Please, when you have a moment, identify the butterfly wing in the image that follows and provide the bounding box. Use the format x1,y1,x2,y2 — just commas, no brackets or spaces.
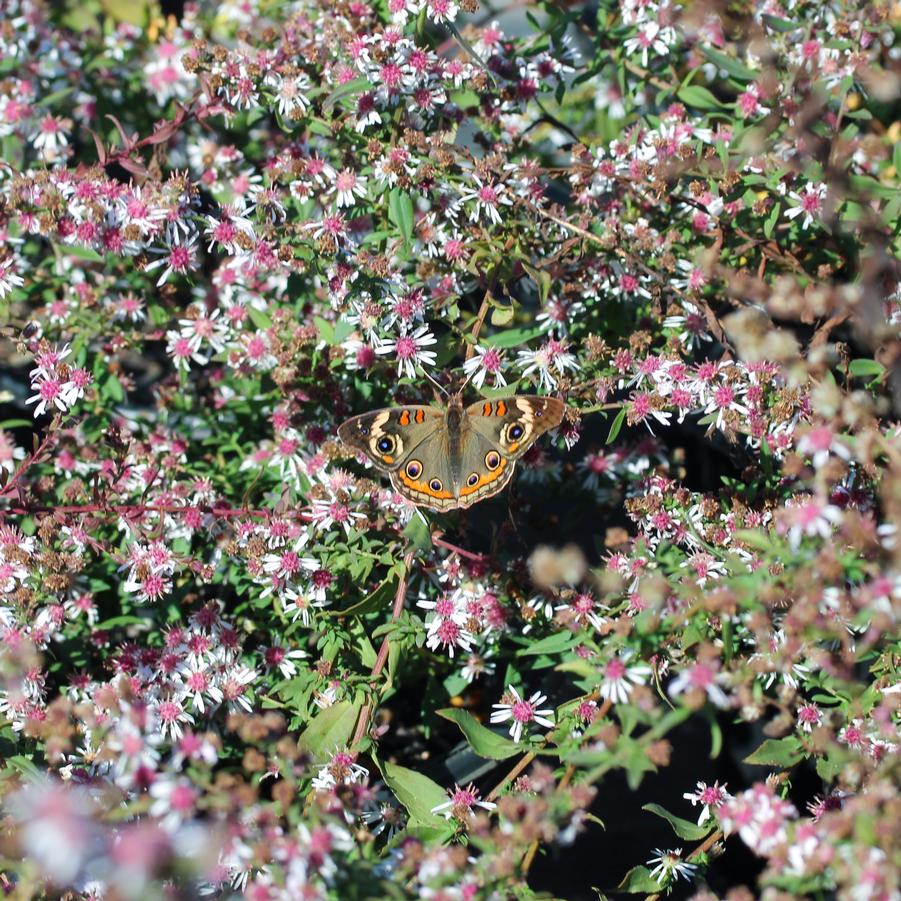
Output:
337,406,442,473
457,396,565,508
338,405,462,511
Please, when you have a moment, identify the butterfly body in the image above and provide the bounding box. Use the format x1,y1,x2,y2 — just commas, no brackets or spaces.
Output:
338,393,565,511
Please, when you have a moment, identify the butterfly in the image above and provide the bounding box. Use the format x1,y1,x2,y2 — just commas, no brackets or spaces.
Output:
337,393,565,511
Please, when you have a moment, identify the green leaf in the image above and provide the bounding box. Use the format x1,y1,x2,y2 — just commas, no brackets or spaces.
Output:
764,201,781,238
38,86,76,108
333,571,398,617
677,85,725,110
380,760,448,828
314,316,335,345
617,865,662,894
388,189,414,247
61,244,104,262
490,304,514,326
348,618,377,669
437,708,521,760
849,174,901,201
744,736,804,768
643,803,712,841
482,326,546,348
709,715,723,759
762,14,800,33
605,406,626,445
848,358,884,378
815,753,844,782
101,373,125,402
517,630,579,657
521,262,551,304
297,700,363,763
247,305,273,330
322,77,369,115
94,615,148,629
402,512,431,552
733,528,776,552
101,0,151,23
3,755,42,780
701,47,757,82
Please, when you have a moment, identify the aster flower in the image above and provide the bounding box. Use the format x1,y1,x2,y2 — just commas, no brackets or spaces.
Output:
460,176,513,226
431,783,496,822
683,780,732,825
490,685,555,742
376,325,438,378
145,237,199,286
784,182,827,230
328,168,368,208
646,848,697,885
599,653,652,704
462,345,507,389
265,71,312,118
0,256,25,297
668,661,731,709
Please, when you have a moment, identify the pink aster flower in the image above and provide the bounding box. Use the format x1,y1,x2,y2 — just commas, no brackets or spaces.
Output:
462,345,507,389
668,661,731,708
599,653,652,704
490,685,555,742
683,780,732,825
431,783,496,822
376,325,438,378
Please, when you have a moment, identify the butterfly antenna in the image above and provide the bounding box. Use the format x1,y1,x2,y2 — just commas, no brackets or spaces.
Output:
458,364,475,393
420,366,449,400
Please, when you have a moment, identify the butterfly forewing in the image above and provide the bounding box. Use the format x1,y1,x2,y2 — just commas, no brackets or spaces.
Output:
465,396,565,461
337,406,442,473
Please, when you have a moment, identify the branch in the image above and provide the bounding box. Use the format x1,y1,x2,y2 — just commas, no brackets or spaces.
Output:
351,549,415,749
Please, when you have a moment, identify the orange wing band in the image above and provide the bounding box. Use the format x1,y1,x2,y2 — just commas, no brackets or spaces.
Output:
459,457,508,497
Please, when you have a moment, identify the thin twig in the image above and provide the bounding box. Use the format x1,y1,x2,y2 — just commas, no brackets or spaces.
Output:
466,254,508,360
351,549,415,749
431,530,489,562
486,751,537,802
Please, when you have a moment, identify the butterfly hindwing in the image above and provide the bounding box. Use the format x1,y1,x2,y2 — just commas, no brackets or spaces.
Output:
389,440,458,511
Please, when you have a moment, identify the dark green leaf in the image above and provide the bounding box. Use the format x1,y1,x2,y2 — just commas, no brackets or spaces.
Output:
617,865,661,894
322,77,368,114
297,700,363,763
333,571,398,617
848,358,884,378
702,48,757,82
388,189,414,247
380,760,448,828
482,326,546,348
606,406,626,445
677,85,725,110
517,630,579,657
437,708,521,760
744,736,804,767
643,803,712,840
402,513,431,552
94,615,148,629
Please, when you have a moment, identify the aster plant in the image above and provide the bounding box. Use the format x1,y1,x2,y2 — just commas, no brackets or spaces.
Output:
0,0,899,899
